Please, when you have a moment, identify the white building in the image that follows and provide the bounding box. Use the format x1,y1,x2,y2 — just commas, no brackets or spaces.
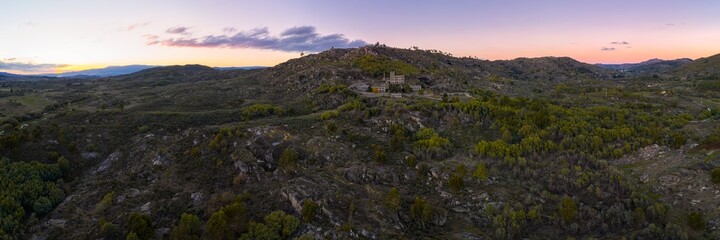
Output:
411,85,422,91
391,93,403,98
387,71,405,84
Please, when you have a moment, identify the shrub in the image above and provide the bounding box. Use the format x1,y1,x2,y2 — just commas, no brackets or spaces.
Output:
242,104,284,120
301,200,319,222
472,163,488,180
559,196,577,223
278,147,300,173
409,196,433,226
320,110,339,120
125,232,139,240
448,174,464,192
206,210,232,240
32,197,52,215
240,210,299,240
405,155,417,167
711,167,720,184
138,125,150,133
687,211,706,230
96,191,115,213
373,145,387,164
386,188,401,211
171,213,202,240
99,218,121,240
413,135,452,159
127,212,153,240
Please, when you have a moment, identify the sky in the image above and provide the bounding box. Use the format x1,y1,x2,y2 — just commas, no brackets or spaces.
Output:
1,0,720,74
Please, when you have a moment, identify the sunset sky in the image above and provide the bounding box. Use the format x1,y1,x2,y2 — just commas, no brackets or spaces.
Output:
1,0,719,74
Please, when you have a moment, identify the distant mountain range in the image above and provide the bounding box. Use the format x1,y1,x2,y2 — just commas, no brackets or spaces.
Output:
0,72,22,77
596,58,693,75
32,65,266,78
37,65,158,78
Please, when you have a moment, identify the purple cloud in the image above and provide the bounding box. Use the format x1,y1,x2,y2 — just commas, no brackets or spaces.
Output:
601,47,616,51
166,26,191,35
147,25,368,52
610,41,630,45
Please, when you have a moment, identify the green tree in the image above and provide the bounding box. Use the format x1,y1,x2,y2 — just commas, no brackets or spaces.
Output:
127,212,153,240
171,213,202,240
410,196,433,226
221,202,248,234
386,188,401,211
206,210,232,240
278,147,300,173
240,210,299,240
472,163,488,180
99,218,121,240
32,197,52,215
373,145,387,164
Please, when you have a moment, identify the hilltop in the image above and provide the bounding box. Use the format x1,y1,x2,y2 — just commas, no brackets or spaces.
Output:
250,45,614,99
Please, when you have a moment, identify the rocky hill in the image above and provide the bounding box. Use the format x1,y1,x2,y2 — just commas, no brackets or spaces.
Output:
249,45,614,99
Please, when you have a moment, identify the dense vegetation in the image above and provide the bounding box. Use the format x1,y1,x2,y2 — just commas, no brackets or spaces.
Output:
354,54,418,77
0,156,68,236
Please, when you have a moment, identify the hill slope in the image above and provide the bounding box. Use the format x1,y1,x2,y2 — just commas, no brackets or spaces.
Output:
674,53,720,79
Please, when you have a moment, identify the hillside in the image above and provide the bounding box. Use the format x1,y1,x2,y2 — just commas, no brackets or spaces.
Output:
674,53,720,79
1,46,719,240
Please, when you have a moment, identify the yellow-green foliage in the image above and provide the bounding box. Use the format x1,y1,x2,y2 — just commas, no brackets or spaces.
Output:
241,104,284,120
385,188,401,211
412,128,452,159
472,163,488,180
320,110,339,120
354,54,418,77
409,196,433,225
96,191,115,213
316,84,351,95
